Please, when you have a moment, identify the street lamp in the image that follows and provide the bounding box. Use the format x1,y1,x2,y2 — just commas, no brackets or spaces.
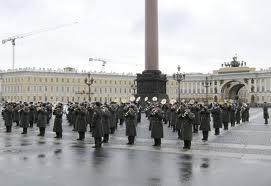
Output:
202,76,212,103
131,81,137,96
173,65,185,102
84,73,94,102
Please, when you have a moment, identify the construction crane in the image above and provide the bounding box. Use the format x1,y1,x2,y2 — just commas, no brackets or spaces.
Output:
2,21,78,70
89,57,107,71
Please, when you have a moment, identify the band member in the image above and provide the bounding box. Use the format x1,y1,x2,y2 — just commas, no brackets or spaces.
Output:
221,103,230,130
181,106,195,150
229,103,236,127
191,101,200,133
176,104,185,139
124,104,137,145
29,102,35,128
20,104,30,134
91,102,104,149
263,102,269,124
3,103,13,133
109,102,118,134
13,104,21,127
235,104,241,124
117,103,125,125
74,104,87,141
170,103,177,132
150,102,164,147
101,105,110,143
53,104,63,139
211,103,222,135
199,105,211,142
37,104,48,136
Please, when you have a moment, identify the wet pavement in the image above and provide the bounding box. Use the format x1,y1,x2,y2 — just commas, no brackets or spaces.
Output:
0,108,271,186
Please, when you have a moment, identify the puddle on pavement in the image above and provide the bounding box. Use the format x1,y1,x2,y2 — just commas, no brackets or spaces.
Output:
38,141,46,145
21,143,32,146
200,158,210,169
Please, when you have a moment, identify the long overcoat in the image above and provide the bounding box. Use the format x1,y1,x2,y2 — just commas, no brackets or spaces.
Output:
101,108,110,135
211,108,222,128
20,108,30,128
4,106,13,127
53,108,63,133
125,108,137,137
75,108,87,132
92,107,104,138
37,108,47,128
221,106,230,123
181,111,195,141
263,105,269,119
150,108,164,139
199,109,211,131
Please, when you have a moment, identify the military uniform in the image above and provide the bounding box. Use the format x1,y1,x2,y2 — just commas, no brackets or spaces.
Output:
20,106,30,134
124,105,137,145
181,109,195,149
75,106,87,141
199,107,211,141
150,106,164,147
211,105,222,135
53,107,63,138
92,103,104,148
37,106,48,136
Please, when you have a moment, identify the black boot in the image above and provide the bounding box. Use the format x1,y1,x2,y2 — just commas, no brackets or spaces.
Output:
152,139,158,146
21,128,27,134
215,128,220,135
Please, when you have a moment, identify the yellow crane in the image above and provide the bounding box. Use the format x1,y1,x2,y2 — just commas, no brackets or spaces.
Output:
2,22,78,70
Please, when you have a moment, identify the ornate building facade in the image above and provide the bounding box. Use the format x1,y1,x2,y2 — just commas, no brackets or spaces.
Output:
0,57,271,104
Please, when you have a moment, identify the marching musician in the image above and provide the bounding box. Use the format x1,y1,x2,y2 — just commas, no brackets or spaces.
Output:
221,103,230,130
191,100,200,133
13,103,21,127
235,103,241,124
176,103,185,140
53,103,63,139
124,103,137,145
211,103,222,135
29,102,35,128
181,105,195,150
74,103,87,141
19,103,30,134
37,103,48,137
91,102,104,149
199,104,211,142
3,103,14,133
109,101,118,134
229,103,236,127
101,105,110,143
150,97,164,147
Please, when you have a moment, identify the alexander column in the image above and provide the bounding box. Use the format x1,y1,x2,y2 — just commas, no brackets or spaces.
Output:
136,0,167,101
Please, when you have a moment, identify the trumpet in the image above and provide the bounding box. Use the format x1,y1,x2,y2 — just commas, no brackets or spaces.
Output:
124,108,134,117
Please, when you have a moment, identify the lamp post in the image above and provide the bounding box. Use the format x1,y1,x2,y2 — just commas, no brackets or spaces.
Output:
202,76,212,103
131,81,137,96
84,73,94,102
173,65,185,102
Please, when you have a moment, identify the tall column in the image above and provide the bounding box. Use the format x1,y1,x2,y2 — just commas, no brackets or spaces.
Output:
136,0,167,101
145,0,159,71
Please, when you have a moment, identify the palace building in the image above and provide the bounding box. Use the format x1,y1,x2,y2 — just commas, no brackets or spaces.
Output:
0,56,271,104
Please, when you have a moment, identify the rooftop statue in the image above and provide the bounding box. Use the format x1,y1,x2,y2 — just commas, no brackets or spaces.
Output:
231,56,240,67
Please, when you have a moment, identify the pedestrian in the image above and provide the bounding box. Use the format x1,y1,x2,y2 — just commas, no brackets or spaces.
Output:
263,102,269,124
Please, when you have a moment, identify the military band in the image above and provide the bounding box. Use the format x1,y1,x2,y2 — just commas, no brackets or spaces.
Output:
1,96,264,151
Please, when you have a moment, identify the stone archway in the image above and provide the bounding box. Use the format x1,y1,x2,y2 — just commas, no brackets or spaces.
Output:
221,80,248,102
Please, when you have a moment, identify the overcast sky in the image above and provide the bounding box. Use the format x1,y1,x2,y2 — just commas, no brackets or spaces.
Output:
0,0,271,75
